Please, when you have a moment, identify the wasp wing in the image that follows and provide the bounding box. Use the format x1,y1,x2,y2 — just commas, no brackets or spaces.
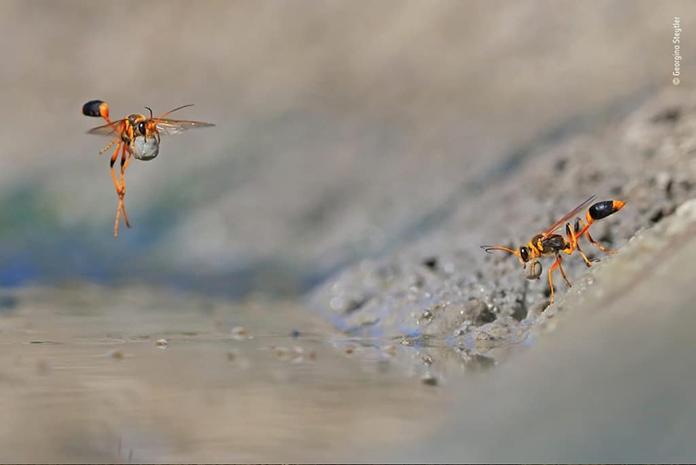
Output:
87,118,214,137
86,120,126,137
542,194,597,238
155,119,215,136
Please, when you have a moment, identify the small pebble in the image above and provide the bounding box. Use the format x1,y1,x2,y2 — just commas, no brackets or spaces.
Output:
155,338,168,349
291,346,305,363
655,171,673,195
422,257,438,271
651,106,681,123
226,350,238,362
381,344,397,358
109,349,124,360
274,347,290,360
230,326,250,340
421,373,439,386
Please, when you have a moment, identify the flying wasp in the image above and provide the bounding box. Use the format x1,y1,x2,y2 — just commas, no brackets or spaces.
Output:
82,100,214,237
481,195,626,305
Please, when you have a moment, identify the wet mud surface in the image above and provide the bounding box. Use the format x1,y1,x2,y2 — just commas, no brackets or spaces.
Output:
0,287,457,462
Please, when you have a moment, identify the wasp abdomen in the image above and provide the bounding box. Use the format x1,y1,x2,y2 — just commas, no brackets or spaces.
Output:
589,200,625,220
82,100,108,118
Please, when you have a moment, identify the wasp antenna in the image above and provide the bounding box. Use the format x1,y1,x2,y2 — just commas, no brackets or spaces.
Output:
481,245,519,256
145,106,154,120
153,104,196,123
164,104,194,115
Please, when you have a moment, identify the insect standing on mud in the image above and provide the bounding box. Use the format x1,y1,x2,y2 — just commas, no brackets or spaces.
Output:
82,100,214,237
481,195,626,305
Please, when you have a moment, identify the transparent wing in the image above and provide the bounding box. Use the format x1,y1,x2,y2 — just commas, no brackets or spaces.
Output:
155,119,215,136
542,194,597,237
86,120,126,137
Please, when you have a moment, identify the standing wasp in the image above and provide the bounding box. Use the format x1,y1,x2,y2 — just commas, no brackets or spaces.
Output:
481,195,626,305
82,100,214,237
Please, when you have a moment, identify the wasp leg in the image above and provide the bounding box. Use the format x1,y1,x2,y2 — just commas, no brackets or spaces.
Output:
113,143,131,237
576,244,595,266
98,121,126,155
576,218,616,254
100,135,119,155
120,143,131,230
548,256,560,305
563,223,578,253
110,141,123,237
585,230,615,254
547,254,571,306
120,144,132,187
563,223,592,267
109,139,123,197
557,256,572,288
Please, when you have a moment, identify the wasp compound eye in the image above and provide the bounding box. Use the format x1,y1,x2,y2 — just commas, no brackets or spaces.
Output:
137,121,147,136
82,100,105,117
519,246,529,262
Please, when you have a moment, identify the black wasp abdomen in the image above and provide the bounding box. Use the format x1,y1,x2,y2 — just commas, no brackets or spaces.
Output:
589,201,621,220
82,100,105,117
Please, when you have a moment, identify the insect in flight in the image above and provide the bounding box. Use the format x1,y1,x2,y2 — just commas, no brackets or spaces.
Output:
481,195,626,305
82,100,214,237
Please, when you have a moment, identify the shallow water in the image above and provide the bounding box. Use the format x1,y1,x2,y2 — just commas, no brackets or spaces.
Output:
0,285,461,462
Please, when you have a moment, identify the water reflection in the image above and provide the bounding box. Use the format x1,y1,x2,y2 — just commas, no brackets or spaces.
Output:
0,286,458,462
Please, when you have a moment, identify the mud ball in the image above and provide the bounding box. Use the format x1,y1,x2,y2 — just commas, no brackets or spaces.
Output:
524,260,542,280
132,136,160,160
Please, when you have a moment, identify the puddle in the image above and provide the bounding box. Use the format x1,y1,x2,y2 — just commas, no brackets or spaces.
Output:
0,285,462,462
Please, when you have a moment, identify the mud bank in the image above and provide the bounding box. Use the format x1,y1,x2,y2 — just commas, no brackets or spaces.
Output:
376,185,696,463
309,89,696,364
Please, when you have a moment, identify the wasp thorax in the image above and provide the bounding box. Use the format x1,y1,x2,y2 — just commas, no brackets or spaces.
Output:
131,136,159,161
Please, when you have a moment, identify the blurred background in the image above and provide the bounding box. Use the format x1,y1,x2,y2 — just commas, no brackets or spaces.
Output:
1,0,692,297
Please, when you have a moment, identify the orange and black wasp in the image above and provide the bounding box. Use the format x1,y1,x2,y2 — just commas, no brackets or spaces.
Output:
481,195,626,305
82,100,214,237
